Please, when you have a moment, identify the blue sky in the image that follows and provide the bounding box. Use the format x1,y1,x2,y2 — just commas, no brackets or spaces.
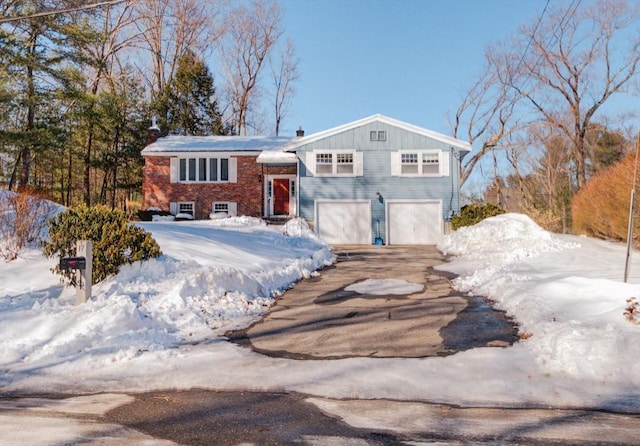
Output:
279,0,547,136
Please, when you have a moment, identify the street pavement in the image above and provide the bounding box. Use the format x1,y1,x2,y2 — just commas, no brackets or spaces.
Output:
1,245,639,445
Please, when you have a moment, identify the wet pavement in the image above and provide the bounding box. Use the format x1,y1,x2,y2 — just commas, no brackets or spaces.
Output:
5,390,640,445
228,245,519,359
104,389,401,445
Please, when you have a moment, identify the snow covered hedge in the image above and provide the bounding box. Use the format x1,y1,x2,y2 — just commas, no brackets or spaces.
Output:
43,205,162,285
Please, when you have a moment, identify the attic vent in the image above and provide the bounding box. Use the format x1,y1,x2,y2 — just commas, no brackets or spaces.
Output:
370,130,386,141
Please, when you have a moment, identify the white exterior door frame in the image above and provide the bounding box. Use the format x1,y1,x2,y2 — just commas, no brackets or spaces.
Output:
264,174,296,217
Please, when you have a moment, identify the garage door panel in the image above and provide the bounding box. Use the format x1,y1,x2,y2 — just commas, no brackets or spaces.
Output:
388,201,442,245
317,201,370,244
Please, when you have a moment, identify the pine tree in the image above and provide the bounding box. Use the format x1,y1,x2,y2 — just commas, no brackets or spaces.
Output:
166,50,228,136
0,0,99,193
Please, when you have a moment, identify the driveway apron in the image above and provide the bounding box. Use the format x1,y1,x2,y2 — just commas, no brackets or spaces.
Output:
228,245,517,359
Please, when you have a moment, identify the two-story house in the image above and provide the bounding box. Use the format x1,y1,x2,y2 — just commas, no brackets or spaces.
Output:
141,114,471,244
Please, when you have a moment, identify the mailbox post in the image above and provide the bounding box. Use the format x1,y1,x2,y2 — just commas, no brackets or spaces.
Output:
76,240,92,304
60,240,92,305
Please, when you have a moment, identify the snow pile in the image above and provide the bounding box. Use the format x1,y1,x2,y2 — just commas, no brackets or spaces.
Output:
438,213,579,293
438,213,640,389
0,218,333,377
346,278,423,295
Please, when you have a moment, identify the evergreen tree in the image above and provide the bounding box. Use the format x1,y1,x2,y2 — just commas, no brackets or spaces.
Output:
586,124,628,176
0,0,99,193
166,50,228,136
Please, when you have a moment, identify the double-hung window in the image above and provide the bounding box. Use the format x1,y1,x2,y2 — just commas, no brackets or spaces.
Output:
316,153,333,175
393,151,445,176
336,153,353,174
422,152,440,174
401,153,419,174
309,150,362,177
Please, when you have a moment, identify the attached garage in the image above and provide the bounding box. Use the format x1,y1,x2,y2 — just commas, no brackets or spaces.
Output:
315,200,371,244
387,200,443,245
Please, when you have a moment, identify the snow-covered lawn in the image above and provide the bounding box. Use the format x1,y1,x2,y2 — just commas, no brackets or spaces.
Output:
1,212,639,413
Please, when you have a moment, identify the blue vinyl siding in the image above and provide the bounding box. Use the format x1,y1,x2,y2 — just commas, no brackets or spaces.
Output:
295,121,465,242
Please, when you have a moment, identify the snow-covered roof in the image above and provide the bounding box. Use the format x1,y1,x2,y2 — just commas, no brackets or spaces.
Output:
256,150,298,164
284,114,473,153
142,135,296,155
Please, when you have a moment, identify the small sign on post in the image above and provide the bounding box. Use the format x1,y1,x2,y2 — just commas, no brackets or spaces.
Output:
75,240,92,304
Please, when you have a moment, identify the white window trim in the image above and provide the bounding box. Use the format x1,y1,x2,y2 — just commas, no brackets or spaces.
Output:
212,201,237,216
170,201,195,216
308,150,363,177
391,150,449,177
171,156,237,183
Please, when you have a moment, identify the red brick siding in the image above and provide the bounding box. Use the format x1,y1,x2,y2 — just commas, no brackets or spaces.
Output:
142,155,272,219
262,165,297,176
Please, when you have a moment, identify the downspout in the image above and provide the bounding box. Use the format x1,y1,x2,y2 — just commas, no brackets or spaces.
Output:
448,147,455,220
295,154,300,218
262,163,266,218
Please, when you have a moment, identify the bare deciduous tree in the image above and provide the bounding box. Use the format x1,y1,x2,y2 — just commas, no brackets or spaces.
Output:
271,38,299,136
220,0,283,136
504,0,640,190
449,56,520,186
455,0,640,188
134,0,224,114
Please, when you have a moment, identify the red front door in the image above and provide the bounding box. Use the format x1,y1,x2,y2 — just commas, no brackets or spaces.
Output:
273,179,290,215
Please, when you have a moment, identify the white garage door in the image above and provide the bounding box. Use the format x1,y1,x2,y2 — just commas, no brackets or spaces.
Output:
388,201,442,245
316,200,371,244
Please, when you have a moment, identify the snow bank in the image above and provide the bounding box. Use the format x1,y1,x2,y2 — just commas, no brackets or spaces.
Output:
438,213,640,400
0,217,333,382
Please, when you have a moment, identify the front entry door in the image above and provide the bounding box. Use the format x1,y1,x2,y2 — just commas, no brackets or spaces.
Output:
273,178,290,215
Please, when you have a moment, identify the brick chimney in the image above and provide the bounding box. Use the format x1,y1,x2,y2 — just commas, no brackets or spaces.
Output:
146,116,161,145
296,126,305,137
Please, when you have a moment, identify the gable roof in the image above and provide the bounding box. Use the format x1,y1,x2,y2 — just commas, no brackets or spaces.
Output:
142,135,295,155
283,114,472,152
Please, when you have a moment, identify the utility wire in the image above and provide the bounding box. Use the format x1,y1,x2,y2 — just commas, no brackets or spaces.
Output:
0,0,126,23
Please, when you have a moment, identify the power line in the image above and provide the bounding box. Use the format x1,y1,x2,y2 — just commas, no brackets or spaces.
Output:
0,0,127,24
512,0,551,77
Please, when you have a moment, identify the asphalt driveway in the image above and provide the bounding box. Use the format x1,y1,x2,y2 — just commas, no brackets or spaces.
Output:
228,245,518,359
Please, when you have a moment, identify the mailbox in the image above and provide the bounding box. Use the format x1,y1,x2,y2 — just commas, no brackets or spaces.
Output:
60,256,86,271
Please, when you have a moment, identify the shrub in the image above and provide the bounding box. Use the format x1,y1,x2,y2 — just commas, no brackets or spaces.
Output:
0,191,60,261
451,203,506,230
572,152,637,241
43,205,162,285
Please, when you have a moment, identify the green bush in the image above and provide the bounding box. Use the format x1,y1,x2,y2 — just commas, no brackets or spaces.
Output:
451,203,506,230
43,205,162,285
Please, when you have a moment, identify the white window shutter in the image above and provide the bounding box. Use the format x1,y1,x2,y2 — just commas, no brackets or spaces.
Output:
228,202,238,216
355,151,364,176
169,158,178,183
390,152,401,176
305,151,315,176
228,158,237,183
440,151,450,177
169,202,178,215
